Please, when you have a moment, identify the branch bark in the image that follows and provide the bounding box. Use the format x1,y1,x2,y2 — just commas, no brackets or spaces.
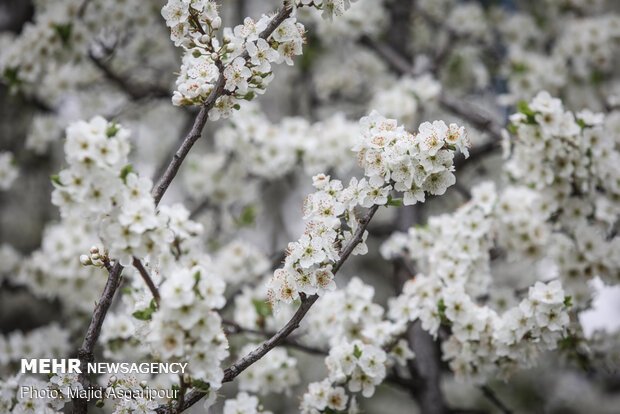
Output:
132,257,160,304
72,263,123,414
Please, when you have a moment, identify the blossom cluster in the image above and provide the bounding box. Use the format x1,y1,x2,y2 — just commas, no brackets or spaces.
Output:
145,264,228,386
50,116,173,266
267,112,467,310
162,0,305,119
0,324,70,368
17,218,105,311
369,74,442,126
304,277,406,350
0,0,163,105
300,340,387,413
506,91,620,299
213,103,359,179
0,374,64,414
214,239,270,284
224,392,272,414
354,110,469,205
383,182,571,382
233,280,297,333
238,345,300,395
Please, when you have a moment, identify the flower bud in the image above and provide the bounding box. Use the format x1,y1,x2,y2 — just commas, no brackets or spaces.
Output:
80,255,91,266
91,253,100,261
108,375,117,385
140,380,148,388
210,52,219,61
90,246,99,254
211,17,221,30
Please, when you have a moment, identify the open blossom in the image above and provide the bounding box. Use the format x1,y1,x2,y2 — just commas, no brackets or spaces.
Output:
224,57,252,93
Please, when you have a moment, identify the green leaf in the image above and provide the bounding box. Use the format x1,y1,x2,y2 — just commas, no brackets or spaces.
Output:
353,344,362,359
50,174,63,186
564,296,572,307
507,123,518,135
576,119,587,129
119,165,133,183
54,23,73,46
252,299,272,319
192,379,211,393
132,300,157,320
241,91,255,101
106,122,120,137
2,67,21,88
235,204,257,227
386,194,403,207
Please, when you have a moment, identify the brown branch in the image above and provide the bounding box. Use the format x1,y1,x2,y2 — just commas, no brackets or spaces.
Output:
132,257,160,304
156,203,380,414
223,319,328,356
72,263,123,414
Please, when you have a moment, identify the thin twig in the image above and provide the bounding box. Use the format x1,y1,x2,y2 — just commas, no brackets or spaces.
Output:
223,319,328,355
479,385,513,414
132,257,160,304
89,51,170,101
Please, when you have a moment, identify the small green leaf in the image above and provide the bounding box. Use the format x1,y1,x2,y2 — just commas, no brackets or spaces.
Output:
252,299,273,319
235,204,257,227
241,91,255,101
564,296,572,307
507,123,518,135
50,174,63,186
54,23,73,45
386,194,402,207
106,122,120,137
353,344,362,359
576,119,587,129
192,379,211,393
2,67,21,88
119,165,133,183
132,306,155,321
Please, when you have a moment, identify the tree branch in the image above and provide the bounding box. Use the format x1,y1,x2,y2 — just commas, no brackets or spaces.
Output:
156,204,380,414
72,263,123,414
132,257,160,304
223,319,328,355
